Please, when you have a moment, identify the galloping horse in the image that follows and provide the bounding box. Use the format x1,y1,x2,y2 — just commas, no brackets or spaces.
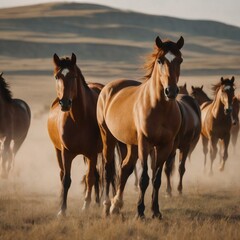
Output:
191,77,235,174
47,53,105,216
230,96,239,152
0,72,31,178
97,36,184,219
191,85,239,154
164,93,201,196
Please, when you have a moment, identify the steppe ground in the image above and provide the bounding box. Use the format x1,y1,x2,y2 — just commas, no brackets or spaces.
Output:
0,73,239,240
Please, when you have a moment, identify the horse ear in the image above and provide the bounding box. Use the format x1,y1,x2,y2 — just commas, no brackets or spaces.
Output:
184,83,187,88
176,36,184,50
231,76,235,83
191,86,195,91
0,72,3,77
53,53,60,66
201,85,203,90
71,53,77,65
155,36,163,49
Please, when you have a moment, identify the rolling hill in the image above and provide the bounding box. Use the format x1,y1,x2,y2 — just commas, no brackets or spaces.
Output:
0,2,239,79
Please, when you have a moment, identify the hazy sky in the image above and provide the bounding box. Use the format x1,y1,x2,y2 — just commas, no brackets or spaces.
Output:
1,0,240,27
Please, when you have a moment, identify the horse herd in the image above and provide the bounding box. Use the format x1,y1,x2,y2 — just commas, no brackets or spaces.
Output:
0,36,239,220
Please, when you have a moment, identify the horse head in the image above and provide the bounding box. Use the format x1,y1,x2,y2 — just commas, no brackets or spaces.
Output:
218,77,235,115
53,53,78,112
155,36,184,100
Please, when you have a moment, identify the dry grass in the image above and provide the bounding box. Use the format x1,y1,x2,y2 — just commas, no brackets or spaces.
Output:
0,182,240,240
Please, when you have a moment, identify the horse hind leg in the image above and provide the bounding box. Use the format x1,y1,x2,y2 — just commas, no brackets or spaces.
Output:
164,152,176,197
177,149,188,195
82,154,98,211
110,145,138,215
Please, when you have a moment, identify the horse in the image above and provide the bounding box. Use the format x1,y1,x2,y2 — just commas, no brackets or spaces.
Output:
47,53,107,217
97,36,184,219
0,72,31,178
191,77,235,175
230,96,239,152
164,93,201,196
191,85,239,154
178,83,189,94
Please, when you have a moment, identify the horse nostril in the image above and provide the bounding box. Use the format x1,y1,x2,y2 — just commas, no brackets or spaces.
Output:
68,99,72,106
165,88,170,96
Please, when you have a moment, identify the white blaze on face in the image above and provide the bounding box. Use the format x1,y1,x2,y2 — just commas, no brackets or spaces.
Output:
62,68,69,77
165,52,176,62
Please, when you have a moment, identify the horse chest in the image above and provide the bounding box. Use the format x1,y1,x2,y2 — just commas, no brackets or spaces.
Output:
143,113,180,144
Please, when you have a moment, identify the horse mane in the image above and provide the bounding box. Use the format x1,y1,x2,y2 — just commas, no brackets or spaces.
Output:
0,74,12,102
143,40,182,81
143,45,163,81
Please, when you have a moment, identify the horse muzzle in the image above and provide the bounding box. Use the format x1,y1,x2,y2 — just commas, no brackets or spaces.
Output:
59,99,72,112
224,106,232,115
164,86,179,100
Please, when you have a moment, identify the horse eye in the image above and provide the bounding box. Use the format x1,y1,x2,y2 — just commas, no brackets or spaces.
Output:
55,75,58,80
157,58,164,65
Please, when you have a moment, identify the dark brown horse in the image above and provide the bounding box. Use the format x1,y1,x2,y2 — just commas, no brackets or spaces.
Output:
191,77,235,174
97,36,184,219
230,96,239,152
0,72,31,178
178,83,189,94
164,93,201,196
47,53,105,217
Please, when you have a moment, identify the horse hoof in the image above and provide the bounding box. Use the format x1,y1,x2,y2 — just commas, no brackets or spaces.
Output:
102,200,111,217
110,204,120,215
219,166,224,172
82,201,90,211
57,210,66,218
152,212,162,220
165,192,172,198
135,213,146,221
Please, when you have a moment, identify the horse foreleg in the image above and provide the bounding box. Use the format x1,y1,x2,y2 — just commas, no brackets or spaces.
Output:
201,135,208,172
219,134,230,171
110,145,138,215
209,138,218,176
58,149,74,217
136,136,150,219
164,152,176,197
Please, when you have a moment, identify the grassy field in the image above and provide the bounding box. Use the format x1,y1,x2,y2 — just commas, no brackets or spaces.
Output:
0,181,240,240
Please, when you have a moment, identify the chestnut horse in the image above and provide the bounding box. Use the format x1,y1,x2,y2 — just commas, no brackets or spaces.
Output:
0,73,31,178
97,36,184,219
191,85,239,153
191,77,235,174
48,53,105,217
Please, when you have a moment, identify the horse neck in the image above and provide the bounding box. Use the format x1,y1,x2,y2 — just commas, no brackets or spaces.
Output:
211,89,225,118
145,61,171,108
71,68,90,118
